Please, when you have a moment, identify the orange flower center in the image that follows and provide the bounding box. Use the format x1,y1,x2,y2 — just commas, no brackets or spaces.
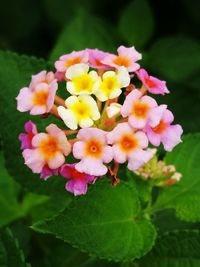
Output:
85,139,103,158
119,134,138,153
152,120,167,134
113,56,130,67
33,90,48,106
132,102,149,118
65,57,81,67
145,78,157,88
39,136,59,159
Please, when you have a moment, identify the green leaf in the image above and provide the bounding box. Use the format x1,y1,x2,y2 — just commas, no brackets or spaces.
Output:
0,50,72,202
32,180,156,261
140,230,200,267
119,0,154,48
50,9,117,61
0,153,22,226
152,134,200,222
0,228,29,267
147,36,200,82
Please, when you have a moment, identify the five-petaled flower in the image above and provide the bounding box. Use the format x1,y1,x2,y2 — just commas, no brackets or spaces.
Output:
22,124,71,173
60,163,97,196
137,68,169,95
107,123,154,171
121,89,158,129
58,95,100,130
66,63,100,95
145,105,183,151
94,67,130,101
102,45,142,72
16,71,58,115
73,128,113,176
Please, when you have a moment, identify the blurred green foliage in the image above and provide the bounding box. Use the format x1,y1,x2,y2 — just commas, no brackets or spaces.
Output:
0,0,200,266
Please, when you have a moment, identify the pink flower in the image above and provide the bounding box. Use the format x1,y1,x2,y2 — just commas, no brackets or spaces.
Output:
107,123,154,171
40,165,59,180
16,71,58,115
137,68,169,95
22,124,71,174
73,128,113,176
145,106,183,151
19,121,38,150
55,50,89,73
102,45,142,72
121,89,158,129
87,48,112,69
60,164,96,196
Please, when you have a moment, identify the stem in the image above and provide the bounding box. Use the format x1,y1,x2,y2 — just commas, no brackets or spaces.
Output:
69,138,78,145
54,95,65,106
64,130,78,135
50,105,60,119
140,84,147,95
97,98,102,112
117,118,128,124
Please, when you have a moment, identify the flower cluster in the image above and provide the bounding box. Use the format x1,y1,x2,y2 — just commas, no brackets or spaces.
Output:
16,46,183,196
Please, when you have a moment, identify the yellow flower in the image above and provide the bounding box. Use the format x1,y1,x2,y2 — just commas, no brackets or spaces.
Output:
94,67,130,101
57,95,100,130
66,63,100,95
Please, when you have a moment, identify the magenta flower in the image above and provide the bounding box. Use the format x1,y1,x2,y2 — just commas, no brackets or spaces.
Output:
87,48,112,69
107,123,154,171
22,124,71,174
55,50,89,73
102,45,142,72
40,165,59,180
16,71,58,115
60,164,96,196
137,68,169,95
121,89,158,129
145,106,183,151
19,121,38,150
73,128,113,176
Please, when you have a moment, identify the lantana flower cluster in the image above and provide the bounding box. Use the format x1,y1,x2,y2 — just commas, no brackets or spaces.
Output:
16,46,183,196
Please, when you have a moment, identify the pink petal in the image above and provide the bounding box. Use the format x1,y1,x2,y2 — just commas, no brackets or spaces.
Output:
77,128,106,143
66,180,88,196
73,141,85,159
16,87,33,112
47,152,65,169
146,127,161,147
75,158,108,176
148,104,167,128
135,131,148,148
161,125,183,152
127,149,154,171
30,105,47,115
112,144,127,163
46,80,58,112
141,95,157,108
107,122,132,144
32,133,48,147
22,149,45,173
102,146,113,163
128,115,146,129
121,89,142,117
162,109,174,124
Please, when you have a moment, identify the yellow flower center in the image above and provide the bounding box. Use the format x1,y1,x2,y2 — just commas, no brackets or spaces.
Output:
73,73,95,93
70,101,92,121
101,76,118,95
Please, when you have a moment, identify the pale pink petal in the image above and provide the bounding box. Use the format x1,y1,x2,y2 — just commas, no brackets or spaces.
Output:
22,149,45,173
141,95,157,108
161,125,183,152
77,128,106,143
47,152,65,169
73,141,85,159
30,105,47,115
148,105,167,128
87,48,112,69
112,144,127,163
102,146,113,163
121,89,142,117
75,158,107,176
135,131,148,148
32,133,48,147
16,87,33,112
66,180,88,196
128,115,146,129
162,109,174,124
54,61,66,72
30,71,47,89
146,127,161,147
117,46,142,62
107,123,132,144
127,149,154,171
46,80,58,112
